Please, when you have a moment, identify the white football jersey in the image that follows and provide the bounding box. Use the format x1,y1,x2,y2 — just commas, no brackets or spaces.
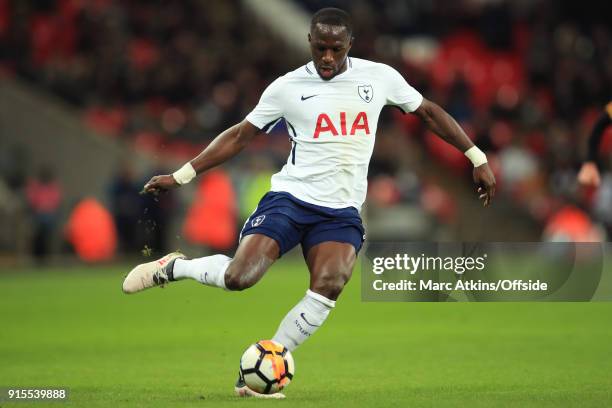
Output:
245,57,423,211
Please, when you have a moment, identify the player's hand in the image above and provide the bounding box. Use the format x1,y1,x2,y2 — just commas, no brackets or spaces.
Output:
577,162,601,187
141,174,179,195
473,163,496,207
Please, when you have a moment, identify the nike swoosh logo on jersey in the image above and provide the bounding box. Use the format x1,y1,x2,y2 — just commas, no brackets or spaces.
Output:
300,313,320,327
301,94,318,101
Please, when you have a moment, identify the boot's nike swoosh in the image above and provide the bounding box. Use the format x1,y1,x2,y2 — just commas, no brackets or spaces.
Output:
301,94,318,101
300,313,320,327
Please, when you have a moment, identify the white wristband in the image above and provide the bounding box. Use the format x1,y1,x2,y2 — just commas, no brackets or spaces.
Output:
172,162,197,185
464,146,488,167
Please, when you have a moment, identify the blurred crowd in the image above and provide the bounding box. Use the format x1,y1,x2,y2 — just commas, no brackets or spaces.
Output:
0,145,62,262
1,0,611,261
0,145,178,263
1,0,302,157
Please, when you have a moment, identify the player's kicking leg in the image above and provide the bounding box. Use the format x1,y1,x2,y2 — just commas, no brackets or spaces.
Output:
270,241,356,350
237,241,356,398
122,234,279,294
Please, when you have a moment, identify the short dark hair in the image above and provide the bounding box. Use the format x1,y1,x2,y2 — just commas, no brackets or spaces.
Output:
310,7,352,36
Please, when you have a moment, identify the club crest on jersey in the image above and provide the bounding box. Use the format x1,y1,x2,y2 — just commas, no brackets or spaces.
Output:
251,215,265,227
358,84,373,103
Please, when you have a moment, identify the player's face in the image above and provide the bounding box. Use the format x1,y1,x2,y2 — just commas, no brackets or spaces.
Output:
308,24,352,80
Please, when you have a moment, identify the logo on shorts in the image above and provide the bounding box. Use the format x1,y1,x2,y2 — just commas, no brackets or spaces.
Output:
358,84,373,103
251,215,266,227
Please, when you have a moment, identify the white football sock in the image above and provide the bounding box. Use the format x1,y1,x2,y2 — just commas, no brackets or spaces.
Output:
272,290,335,351
173,255,231,289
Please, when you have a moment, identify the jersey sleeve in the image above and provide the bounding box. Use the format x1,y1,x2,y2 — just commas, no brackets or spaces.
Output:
382,65,423,113
245,77,285,133
586,104,612,162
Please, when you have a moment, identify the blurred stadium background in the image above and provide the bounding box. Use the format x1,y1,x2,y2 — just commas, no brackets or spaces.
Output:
0,0,611,266
2,2,612,406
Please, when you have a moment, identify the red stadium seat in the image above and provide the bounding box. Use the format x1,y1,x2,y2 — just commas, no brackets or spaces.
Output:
84,107,127,137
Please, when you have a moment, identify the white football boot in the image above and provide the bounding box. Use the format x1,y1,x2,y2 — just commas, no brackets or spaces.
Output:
234,372,286,399
122,252,186,294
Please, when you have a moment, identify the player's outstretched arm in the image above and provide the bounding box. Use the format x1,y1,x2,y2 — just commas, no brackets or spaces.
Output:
578,106,611,187
412,98,496,206
578,162,601,187
143,120,260,194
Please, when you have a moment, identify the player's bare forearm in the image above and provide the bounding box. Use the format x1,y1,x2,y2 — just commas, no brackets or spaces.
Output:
413,98,496,206
143,120,260,194
190,120,259,174
413,98,473,153
578,161,601,187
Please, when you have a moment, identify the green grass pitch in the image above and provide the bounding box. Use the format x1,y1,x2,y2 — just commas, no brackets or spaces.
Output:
1,258,612,407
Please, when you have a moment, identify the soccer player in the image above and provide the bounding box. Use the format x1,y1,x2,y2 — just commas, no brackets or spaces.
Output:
122,8,496,398
577,101,612,187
